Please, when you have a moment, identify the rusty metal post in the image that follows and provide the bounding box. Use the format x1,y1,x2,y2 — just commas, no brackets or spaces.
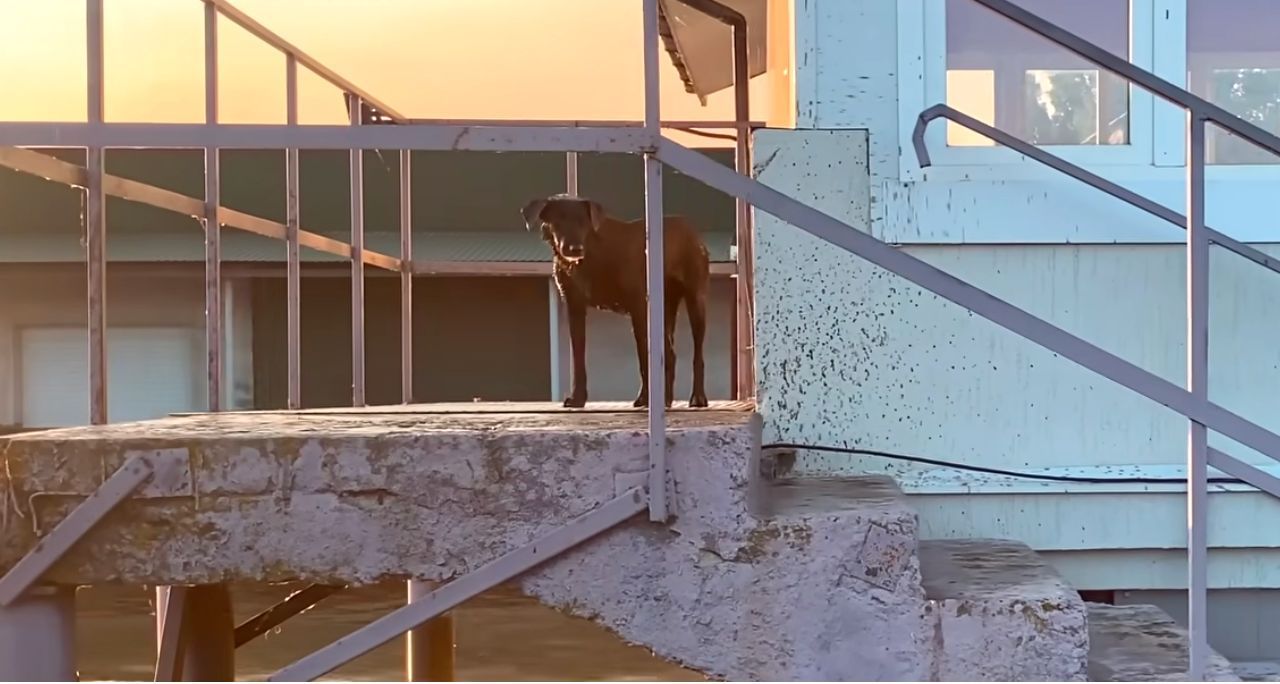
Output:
349,94,366,406
155,585,235,681
285,54,302,409
400,150,413,404
86,0,107,425
406,580,455,681
0,585,76,681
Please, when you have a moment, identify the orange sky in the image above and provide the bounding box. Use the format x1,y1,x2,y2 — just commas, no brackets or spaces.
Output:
0,0,770,141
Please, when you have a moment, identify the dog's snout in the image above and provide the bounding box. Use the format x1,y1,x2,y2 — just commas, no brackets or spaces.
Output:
562,244,584,257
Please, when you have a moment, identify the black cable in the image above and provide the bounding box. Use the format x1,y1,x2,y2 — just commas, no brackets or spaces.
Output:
762,442,1247,486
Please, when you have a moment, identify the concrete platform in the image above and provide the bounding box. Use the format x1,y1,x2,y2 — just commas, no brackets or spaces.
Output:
919,538,1089,681
0,403,757,586
1086,603,1241,682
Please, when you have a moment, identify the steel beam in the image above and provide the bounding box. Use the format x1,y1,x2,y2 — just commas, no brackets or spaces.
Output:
1185,113,1210,681
349,95,366,407
0,585,76,681
204,0,222,413
155,585,235,681
642,0,668,523
234,584,343,648
285,54,302,409
0,123,658,153
86,0,107,426
268,489,647,681
406,580,455,681
399,150,413,404
654,138,1280,464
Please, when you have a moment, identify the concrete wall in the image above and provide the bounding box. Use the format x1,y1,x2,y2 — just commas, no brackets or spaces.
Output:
752,130,1280,593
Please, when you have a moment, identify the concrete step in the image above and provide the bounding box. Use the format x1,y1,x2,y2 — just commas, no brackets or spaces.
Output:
919,538,1090,681
1086,603,1241,681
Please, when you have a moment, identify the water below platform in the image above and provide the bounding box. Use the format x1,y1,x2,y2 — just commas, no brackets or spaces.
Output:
76,581,703,681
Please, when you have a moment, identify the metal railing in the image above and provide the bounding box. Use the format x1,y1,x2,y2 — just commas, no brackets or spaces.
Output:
913,0,1280,676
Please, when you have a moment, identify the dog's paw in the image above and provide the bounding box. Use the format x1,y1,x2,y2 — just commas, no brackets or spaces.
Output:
563,395,587,409
632,392,648,408
689,393,709,408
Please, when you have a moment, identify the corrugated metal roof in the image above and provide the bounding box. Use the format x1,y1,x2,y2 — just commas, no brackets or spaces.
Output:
0,230,737,264
659,0,768,102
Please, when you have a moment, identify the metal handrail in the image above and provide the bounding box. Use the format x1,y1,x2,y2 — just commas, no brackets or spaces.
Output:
970,0,1280,159
913,104,1280,277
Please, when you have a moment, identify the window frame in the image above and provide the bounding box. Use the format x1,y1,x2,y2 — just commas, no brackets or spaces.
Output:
897,0,1157,180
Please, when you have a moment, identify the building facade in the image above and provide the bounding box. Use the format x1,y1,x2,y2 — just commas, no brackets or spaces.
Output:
752,0,1280,660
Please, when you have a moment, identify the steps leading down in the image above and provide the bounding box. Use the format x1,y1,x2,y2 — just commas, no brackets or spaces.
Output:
1086,603,1240,681
919,538,1090,681
753,452,1091,681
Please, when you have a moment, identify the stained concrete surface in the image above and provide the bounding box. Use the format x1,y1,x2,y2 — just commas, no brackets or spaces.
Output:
1087,603,1241,681
919,538,1089,681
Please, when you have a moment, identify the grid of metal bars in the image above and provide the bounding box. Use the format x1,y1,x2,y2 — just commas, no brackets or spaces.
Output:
5,0,1280,679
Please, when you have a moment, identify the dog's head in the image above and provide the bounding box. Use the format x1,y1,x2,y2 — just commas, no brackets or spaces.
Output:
521,195,604,263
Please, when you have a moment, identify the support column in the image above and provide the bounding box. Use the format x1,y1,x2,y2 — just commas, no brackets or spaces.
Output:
155,585,235,681
0,585,76,681
406,580,455,681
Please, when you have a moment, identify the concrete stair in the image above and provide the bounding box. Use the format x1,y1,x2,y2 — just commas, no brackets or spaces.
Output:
755,451,1242,681
1086,603,1240,681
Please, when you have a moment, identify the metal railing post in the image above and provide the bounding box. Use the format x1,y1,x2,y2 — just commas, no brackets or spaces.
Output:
1186,112,1210,681
348,94,366,407
642,0,667,522
86,0,107,426
204,0,222,413
400,150,413,404
285,55,302,409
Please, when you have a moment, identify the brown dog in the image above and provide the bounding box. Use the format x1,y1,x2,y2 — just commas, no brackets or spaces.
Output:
522,194,711,409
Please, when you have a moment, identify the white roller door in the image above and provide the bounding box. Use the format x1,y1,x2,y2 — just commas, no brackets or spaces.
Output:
19,327,204,428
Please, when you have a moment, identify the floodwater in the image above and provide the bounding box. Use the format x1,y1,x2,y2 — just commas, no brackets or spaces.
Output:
75,581,705,682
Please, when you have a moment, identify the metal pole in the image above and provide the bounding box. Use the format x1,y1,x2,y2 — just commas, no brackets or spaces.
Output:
549,152,578,400
204,0,222,413
548,279,562,401
400,151,413,404
286,54,302,410
1186,112,1210,681
642,0,667,522
0,585,76,681
155,585,235,681
86,0,107,426
349,94,366,406
730,20,754,402
406,580,455,681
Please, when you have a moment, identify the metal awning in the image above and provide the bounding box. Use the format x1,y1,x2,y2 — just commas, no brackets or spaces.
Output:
658,0,767,105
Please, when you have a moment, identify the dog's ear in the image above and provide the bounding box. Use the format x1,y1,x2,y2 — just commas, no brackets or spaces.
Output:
521,198,548,232
584,199,604,232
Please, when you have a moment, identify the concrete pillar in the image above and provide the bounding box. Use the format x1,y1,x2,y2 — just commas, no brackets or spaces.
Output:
155,584,235,681
406,580,455,681
0,584,77,681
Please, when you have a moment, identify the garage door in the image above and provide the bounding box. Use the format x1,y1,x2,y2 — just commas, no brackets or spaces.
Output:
20,327,205,428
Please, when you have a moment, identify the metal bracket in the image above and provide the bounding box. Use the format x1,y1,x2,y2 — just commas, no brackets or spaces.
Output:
0,451,186,606
269,488,647,681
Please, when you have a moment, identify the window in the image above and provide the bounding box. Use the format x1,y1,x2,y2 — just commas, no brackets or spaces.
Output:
1187,0,1280,165
944,0,1132,149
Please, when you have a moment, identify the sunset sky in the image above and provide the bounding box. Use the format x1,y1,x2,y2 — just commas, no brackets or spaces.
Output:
0,0,770,139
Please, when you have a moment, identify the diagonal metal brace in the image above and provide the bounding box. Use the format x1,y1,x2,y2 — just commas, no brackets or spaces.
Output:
234,584,344,648
0,451,186,606
268,488,648,682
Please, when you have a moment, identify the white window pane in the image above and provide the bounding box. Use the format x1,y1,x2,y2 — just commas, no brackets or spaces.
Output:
945,0,1130,147
1188,0,1280,165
